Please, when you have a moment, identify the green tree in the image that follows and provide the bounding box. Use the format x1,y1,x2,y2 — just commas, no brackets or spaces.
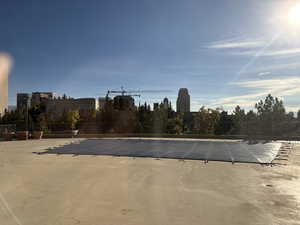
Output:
68,110,80,130
59,110,80,130
255,94,285,136
152,108,168,133
193,107,220,135
0,109,27,130
113,110,138,133
232,105,246,134
98,98,115,132
245,110,258,138
166,115,183,134
215,111,234,135
137,103,153,133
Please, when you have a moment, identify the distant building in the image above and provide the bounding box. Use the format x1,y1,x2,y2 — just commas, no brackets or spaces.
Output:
46,98,99,118
176,88,190,113
113,95,134,110
98,97,107,110
17,93,32,110
153,103,159,111
31,92,54,105
163,97,169,110
0,55,10,116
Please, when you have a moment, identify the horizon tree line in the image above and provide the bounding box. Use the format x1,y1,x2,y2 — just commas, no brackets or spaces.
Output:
1,94,300,137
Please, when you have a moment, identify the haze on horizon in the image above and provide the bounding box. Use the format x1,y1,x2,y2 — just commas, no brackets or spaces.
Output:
2,0,300,112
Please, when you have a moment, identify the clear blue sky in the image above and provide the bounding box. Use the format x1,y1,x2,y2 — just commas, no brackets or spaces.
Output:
2,0,300,112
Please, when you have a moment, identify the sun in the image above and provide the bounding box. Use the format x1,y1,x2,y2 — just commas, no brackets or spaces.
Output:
288,3,300,26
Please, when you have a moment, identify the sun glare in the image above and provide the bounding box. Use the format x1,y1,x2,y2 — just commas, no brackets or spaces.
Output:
273,2,300,40
288,3,300,26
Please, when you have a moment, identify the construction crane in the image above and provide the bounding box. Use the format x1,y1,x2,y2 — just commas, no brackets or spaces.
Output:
98,87,173,109
105,86,172,98
106,86,141,98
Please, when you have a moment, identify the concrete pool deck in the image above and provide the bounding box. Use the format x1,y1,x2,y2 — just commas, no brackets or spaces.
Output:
0,138,299,225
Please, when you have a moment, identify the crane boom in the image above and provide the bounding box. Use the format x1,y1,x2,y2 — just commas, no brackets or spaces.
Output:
106,87,141,98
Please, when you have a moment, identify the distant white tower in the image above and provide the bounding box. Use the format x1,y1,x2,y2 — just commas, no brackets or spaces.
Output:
176,88,190,113
0,54,12,117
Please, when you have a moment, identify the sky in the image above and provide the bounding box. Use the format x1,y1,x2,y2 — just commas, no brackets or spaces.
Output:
1,0,300,112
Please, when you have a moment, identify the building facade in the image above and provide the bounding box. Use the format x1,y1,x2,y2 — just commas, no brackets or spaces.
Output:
163,97,169,110
98,97,107,110
113,95,134,110
46,98,99,118
31,92,54,105
17,93,32,110
176,88,190,113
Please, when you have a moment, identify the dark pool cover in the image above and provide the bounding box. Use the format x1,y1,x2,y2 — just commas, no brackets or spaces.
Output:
42,138,281,164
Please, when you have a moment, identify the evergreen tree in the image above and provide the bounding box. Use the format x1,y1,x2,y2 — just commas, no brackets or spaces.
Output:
215,111,234,135
232,105,246,134
255,94,285,136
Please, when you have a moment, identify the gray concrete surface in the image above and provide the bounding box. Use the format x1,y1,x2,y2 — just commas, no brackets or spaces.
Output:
0,138,299,225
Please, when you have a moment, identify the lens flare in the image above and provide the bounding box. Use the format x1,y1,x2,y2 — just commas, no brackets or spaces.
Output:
0,53,12,84
0,53,12,116
288,3,300,26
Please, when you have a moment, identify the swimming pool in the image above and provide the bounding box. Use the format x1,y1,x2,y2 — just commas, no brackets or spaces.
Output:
43,138,281,164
